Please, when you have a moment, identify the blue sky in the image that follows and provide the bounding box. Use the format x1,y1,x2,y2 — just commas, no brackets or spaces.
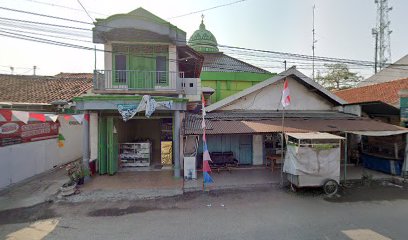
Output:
0,0,406,78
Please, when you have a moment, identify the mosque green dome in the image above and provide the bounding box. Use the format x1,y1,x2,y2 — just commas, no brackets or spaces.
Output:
188,18,219,53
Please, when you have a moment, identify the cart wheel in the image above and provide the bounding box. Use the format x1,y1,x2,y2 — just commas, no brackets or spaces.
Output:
323,179,338,196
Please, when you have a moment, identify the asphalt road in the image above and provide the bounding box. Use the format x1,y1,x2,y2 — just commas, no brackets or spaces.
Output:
1,183,408,240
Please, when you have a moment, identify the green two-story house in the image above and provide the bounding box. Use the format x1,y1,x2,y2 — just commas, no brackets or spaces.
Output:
74,8,203,178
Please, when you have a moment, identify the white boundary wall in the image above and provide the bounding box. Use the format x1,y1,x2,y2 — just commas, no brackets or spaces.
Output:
0,118,83,189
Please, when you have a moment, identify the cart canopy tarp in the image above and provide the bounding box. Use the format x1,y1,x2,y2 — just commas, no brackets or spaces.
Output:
283,144,340,180
286,132,345,140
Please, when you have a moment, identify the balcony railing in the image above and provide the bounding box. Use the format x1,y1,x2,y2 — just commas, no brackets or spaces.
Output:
93,70,190,93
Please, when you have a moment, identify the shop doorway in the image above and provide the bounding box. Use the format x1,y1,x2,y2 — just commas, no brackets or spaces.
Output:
98,115,175,174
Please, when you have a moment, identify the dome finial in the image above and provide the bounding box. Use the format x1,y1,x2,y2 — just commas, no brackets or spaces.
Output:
199,14,205,30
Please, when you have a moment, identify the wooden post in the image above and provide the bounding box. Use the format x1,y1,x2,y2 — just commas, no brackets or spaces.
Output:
344,133,348,184
280,109,285,186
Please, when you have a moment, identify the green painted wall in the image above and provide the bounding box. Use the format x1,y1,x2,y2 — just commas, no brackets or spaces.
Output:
200,72,275,103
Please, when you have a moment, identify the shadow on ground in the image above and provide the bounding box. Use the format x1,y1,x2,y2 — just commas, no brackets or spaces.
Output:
0,201,58,225
325,181,408,203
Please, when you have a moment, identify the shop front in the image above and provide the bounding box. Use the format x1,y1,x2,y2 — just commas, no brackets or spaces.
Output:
98,114,174,174
74,94,187,177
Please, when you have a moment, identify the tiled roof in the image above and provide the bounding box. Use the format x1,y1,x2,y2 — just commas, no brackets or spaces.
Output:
0,74,93,104
334,78,408,106
54,72,93,79
184,111,406,135
201,52,270,74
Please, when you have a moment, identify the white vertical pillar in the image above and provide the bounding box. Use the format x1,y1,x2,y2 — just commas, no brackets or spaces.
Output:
173,110,181,178
82,111,90,171
252,135,264,165
89,112,98,161
402,133,408,178
104,43,112,71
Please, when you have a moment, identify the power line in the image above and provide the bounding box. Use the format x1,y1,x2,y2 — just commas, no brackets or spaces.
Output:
0,6,93,25
0,17,90,31
0,5,403,68
17,0,108,17
0,26,92,43
76,0,95,23
168,0,246,19
0,20,91,38
2,7,408,77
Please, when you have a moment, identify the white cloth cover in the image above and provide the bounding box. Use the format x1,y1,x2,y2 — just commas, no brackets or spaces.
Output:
117,95,174,121
283,144,340,177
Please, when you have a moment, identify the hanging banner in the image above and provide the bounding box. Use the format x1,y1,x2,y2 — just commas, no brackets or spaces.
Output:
117,95,174,121
0,121,60,147
145,98,157,118
117,104,138,122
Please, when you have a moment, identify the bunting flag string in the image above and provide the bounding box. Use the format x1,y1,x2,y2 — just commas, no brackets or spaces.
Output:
29,113,46,122
72,114,84,124
12,111,29,124
0,109,86,124
45,114,58,122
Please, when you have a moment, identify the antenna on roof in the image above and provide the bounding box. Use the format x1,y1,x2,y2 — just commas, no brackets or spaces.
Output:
312,4,317,81
33,65,37,76
10,66,14,75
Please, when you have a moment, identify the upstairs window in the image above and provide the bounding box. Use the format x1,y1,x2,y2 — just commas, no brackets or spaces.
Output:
115,54,127,83
156,56,167,85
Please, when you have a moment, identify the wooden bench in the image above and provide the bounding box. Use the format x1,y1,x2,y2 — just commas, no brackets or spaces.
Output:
209,151,239,173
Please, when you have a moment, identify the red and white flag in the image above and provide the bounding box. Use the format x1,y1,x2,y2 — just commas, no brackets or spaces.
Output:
281,79,291,108
201,94,206,129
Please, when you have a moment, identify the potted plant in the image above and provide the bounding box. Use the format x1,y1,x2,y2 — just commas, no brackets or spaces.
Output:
60,162,80,196
76,164,90,185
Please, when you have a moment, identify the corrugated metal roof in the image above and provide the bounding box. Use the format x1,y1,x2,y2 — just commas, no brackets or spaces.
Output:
200,110,358,120
184,111,406,135
201,52,270,74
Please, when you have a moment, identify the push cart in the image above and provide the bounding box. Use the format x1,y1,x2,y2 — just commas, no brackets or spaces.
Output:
283,132,344,196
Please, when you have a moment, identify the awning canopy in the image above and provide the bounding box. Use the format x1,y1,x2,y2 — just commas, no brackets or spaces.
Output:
286,132,345,140
345,130,408,136
184,111,408,135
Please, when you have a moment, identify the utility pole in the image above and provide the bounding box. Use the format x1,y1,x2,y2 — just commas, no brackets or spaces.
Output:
10,66,14,75
372,29,378,73
284,60,287,71
373,0,392,71
312,5,317,81
33,65,37,76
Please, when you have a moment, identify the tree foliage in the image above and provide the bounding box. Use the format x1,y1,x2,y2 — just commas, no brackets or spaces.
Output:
315,63,363,90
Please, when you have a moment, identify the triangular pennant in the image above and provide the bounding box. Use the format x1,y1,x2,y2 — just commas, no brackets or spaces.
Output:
203,141,208,152
12,111,29,124
0,109,12,122
203,172,214,184
84,113,90,122
30,113,46,122
203,160,212,173
203,150,212,161
63,115,71,121
201,94,206,117
45,114,58,122
72,114,84,124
